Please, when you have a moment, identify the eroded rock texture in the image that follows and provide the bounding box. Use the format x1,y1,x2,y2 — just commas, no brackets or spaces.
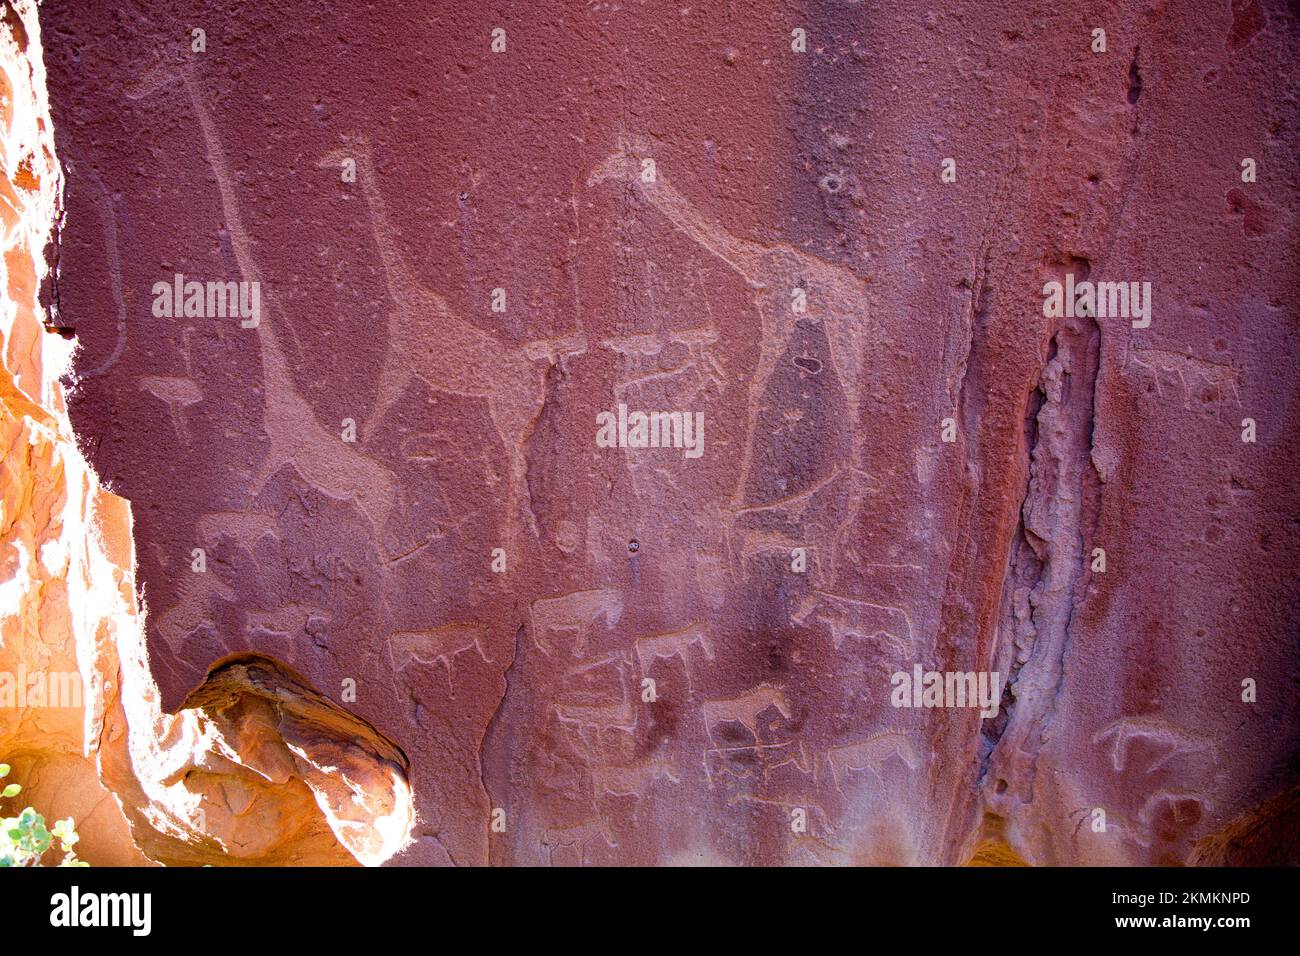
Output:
33,0,1300,865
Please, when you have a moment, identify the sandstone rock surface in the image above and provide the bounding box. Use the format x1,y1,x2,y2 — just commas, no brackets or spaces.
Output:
8,0,1298,864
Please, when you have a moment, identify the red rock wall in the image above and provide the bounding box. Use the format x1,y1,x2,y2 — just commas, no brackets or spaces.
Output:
36,0,1300,865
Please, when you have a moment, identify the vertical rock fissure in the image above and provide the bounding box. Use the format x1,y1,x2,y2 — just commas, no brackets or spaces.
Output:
978,372,1048,784
479,623,526,865
980,304,1103,841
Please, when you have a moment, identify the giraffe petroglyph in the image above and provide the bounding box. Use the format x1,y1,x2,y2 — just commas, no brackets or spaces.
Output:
587,138,878,580
318,138,588,548
125,63,402,542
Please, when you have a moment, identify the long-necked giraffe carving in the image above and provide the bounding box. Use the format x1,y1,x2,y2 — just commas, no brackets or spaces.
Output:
125,60,397,544
320,138,588,549
588,138,877,567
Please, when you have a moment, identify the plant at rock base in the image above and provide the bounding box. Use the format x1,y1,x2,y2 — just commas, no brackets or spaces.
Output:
0,763,89,867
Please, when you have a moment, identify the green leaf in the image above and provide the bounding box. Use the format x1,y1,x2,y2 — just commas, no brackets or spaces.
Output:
0,764,10,777
1,784,21,798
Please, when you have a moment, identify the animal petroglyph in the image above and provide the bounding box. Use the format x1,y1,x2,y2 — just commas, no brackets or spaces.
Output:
603,324,727,406
529,588,624,657
243,605,331,660
152,569,236,657
705,738,812,788
387,623,492,697
540,817,618,865
150,508,286,660
590,756,679,799
821,732,920,793
1093,717,1220,774
701,683,792,744
1124,346,1241,411
554,654,635,730
633,621,714,689
792,590,915,657
318,139,588,547
160,69,399,542
588,138,877,519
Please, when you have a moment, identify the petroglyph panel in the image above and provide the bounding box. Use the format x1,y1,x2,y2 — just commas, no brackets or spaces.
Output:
40,0,1300,867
